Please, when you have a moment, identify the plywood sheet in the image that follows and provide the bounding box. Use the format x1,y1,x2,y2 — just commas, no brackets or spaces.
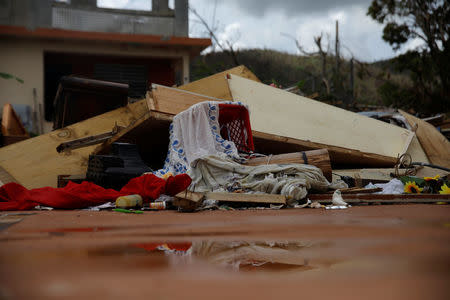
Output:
227,75,415,166
178,65,260,100
0,100,149,189
399,110,450,168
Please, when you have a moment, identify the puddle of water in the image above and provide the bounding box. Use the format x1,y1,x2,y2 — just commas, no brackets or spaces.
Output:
83,240,340,273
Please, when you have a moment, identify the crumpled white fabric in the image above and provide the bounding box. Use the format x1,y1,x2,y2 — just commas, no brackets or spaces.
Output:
188,155,347,204
154,101,246,177
365,178,404,194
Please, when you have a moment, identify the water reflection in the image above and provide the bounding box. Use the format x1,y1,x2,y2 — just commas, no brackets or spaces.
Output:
87,240,337,272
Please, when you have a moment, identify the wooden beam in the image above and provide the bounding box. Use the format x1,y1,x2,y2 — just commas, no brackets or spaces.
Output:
178,65,260,100
246,149,332,181
206,192,286,204
399,110,450,168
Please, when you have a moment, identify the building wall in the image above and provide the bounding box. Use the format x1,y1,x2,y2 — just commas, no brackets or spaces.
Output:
0,37,190,133
0,0,189,37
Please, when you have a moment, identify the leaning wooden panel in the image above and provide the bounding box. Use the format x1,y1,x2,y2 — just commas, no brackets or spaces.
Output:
227,75,415,166
399,110,450,168
178,65,260,100
0,100,149,189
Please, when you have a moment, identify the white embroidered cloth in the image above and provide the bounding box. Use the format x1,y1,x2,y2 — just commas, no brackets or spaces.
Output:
154,101,246,177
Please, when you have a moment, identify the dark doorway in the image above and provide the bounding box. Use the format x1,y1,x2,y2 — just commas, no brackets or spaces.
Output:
44,52,176,122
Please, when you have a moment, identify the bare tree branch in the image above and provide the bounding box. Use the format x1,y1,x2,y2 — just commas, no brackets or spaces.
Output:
281,32,316,56
189,6,240,66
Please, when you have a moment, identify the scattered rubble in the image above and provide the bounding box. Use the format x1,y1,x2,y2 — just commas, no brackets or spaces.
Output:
0,65,448,211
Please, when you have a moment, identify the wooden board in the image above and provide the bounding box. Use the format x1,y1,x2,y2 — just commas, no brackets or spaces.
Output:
150,84,225,115
227,75,416,166
1,103,29,137
178,65,260,100
309,193,450,203
399,110,450,168
333,167,449,184
206,192,286,204
0,100,149,189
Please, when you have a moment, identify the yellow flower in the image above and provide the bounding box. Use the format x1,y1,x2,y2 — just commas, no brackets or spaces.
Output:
404,181,423,194
424,174,440,181
439,183,450,194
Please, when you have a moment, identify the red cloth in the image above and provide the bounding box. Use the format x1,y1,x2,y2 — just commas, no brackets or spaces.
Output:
0,173,191,211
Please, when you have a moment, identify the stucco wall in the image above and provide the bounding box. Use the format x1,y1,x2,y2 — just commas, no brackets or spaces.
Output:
0,39,46,131
0,37,190,133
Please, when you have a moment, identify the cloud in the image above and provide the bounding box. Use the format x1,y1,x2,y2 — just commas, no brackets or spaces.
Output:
225,0,373,17
97,0,151,10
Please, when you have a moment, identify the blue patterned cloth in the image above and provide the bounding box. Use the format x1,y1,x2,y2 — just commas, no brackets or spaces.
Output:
154,101,247,177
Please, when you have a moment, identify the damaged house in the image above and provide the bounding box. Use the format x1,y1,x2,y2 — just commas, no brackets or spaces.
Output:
0,0,210,133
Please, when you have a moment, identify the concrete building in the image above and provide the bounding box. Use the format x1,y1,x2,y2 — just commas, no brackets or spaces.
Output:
0,0,211,133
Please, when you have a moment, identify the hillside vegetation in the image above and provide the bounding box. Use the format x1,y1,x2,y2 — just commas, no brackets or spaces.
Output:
190,49,411,111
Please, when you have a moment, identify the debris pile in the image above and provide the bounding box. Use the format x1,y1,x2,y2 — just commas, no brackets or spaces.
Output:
0,65,448,212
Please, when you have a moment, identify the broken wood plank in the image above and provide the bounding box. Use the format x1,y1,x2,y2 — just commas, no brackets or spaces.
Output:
399,110,450,168
227,74,417,167
175,190,205,203
308,193,450,203
0,100,149,189
150,84,226,115
173,191,205,211
178,65,260,100
246,149,332,181
206,192,286,204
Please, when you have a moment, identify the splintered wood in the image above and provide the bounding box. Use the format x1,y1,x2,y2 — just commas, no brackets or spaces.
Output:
399,110,450,168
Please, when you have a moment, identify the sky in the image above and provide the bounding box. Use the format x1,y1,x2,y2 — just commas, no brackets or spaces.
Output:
96,0,422,62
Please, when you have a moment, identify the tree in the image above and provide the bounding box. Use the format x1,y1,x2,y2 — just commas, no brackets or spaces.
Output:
367,0,449,112
281,32,331,95
190,6,240,66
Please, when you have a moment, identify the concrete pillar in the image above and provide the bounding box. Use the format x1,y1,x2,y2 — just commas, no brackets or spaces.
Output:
174,0,188,36
182,54,190,84
152,0,169,12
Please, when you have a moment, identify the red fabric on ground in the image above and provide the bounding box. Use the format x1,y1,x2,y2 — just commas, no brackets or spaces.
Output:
0,174,191,211
165,174,192,196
